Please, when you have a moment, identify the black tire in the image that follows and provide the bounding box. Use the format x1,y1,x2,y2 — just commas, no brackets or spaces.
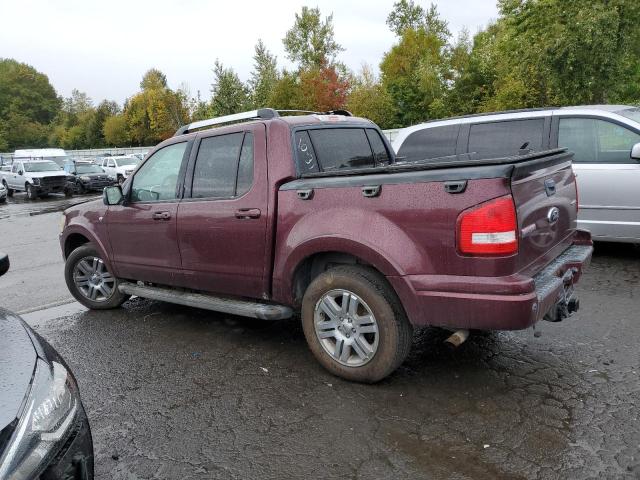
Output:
26,183,38,200
2,181,12,197
76,182,85,195
301,266,413,383
65,244,130,310
0,197,6,203
117,175,124,185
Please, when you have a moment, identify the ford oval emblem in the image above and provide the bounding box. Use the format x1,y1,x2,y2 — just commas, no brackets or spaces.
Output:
547,207,560,224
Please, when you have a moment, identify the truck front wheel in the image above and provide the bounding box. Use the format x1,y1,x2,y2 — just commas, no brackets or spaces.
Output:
64,244,130,309
2,181,12,197
26,184,38,200
301,266,413,383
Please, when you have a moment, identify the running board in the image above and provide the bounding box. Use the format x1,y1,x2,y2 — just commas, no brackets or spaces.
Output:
118,282,293,320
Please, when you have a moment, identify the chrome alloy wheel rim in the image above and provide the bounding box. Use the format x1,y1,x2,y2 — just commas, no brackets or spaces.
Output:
73,256,115,302
314,289,379,367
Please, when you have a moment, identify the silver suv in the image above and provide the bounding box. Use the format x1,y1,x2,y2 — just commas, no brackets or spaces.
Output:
393,105,640,244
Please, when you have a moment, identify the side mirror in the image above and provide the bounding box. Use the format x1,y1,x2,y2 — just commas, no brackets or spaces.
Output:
0,253,9,277
103,185,124,205
631,142,640,161
18,170,23,176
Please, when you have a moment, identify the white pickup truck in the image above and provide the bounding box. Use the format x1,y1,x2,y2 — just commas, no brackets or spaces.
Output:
97,155,141,184
0,160,71,199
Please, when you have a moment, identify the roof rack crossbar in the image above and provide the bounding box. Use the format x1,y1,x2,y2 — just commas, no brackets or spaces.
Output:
275,109,353,117
174,108,279,136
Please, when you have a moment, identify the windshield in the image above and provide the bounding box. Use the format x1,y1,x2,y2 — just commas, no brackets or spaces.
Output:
75,164,104,174
117,158,139,166
617,108,640,124
23,161,61,172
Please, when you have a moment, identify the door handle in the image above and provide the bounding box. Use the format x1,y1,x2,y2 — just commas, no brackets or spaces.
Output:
297,189,313,200
235,208,261,219
362,185,381,198
152,211,171,220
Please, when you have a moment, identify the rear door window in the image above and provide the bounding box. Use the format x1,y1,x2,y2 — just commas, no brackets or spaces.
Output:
190,132,255,199
308,128,375,171
398,124,460,162
468,119,545,157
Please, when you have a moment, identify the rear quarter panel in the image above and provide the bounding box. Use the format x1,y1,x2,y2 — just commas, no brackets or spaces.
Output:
272,177,512,304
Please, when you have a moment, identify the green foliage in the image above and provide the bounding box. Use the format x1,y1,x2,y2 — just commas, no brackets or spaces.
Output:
0,59,59,149
249,40,279,109
380,27,449,126
346,65,397,128
103,114,128,146
268,71,304,110
283,6,344,68
209,60,250,117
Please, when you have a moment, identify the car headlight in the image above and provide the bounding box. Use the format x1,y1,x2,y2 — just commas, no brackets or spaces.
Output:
0,360,79,480
79,176,91,182
31,178,40,185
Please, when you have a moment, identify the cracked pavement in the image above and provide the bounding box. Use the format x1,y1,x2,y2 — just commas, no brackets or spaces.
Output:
1,195,639,479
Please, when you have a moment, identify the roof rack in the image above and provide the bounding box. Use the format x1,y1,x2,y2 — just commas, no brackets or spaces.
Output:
174,108,353,136
174,108,279,136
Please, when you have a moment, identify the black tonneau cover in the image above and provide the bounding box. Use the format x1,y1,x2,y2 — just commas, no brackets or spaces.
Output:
281,149,573,191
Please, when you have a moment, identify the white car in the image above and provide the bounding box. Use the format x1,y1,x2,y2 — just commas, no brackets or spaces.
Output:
98,155,141,184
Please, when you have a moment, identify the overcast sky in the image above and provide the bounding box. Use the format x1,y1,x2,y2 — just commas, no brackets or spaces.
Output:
1,0,498,105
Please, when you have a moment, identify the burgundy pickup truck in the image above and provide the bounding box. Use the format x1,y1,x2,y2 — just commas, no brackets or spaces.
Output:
59,109,592,382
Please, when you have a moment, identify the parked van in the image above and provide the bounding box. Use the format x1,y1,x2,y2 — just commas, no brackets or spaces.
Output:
393,105,640,243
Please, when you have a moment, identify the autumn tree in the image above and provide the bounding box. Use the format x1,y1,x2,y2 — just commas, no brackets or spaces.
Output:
103,114,128,146
125,68,190,145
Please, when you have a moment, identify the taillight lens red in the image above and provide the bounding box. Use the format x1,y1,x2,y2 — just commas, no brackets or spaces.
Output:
457,195,518,256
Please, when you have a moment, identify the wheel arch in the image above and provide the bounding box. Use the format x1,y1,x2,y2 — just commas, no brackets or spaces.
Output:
276,237,405,308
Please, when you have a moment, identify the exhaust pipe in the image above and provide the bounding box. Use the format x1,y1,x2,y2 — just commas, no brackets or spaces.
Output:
444,329,470,348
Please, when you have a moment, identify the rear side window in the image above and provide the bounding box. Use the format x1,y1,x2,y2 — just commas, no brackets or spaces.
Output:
294,131,319,173
468,119,545,157
398,124,460,162
235,133,254,196
192,133,244,198
308,128,375,171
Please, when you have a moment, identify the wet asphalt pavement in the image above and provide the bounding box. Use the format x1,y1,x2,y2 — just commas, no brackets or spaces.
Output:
1,193,639,479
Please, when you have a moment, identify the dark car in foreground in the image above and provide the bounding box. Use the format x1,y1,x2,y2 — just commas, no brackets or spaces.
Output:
60,108,592,383
63,161,114,194
0,254,94,479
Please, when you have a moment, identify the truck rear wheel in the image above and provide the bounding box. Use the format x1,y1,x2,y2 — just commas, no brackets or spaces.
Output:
301,266,413,383
65,244,130,310
26,184,37,200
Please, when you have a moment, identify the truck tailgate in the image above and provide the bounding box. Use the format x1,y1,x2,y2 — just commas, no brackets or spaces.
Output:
510,151,578,275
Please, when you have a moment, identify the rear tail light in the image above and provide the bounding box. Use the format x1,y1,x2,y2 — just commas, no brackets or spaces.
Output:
457,195,518,256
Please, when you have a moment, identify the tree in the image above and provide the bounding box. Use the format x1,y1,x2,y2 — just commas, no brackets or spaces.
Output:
268,70,304,110
387,1,450,42
380,26,450,126
140,68,168,91
386,0,425,36
103,114,129,146
298,63,350,112
0,59,59,149
283,6,344,68
125,69,190,145
209,60,250,116
346,65,397,128
249,39,279,108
